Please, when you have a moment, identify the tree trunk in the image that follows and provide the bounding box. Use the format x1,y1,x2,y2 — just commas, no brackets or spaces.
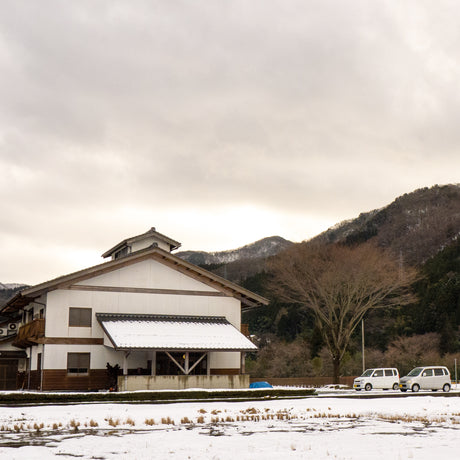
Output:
332,357,340,384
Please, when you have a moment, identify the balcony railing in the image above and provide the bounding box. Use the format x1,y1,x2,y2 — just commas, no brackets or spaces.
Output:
12,318,45,348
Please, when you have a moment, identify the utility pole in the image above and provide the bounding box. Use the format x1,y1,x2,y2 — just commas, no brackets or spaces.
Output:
455,358,458,387
361,318,365,372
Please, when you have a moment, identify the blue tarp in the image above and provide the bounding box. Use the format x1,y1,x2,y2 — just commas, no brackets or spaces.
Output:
249,381,273,389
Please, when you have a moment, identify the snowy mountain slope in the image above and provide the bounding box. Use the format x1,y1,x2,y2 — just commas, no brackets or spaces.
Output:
176,236,293,266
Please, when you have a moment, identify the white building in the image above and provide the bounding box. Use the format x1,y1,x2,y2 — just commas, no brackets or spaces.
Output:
0,228,268,391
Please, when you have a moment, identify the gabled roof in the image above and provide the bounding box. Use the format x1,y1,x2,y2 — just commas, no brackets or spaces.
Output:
1,245,269,313
101,227,181,258
96,313,257,351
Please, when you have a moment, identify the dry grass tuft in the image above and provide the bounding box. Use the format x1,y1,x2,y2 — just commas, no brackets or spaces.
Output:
161,416,174,425
125,418,135,426
70,419,80,431
106,417,120,427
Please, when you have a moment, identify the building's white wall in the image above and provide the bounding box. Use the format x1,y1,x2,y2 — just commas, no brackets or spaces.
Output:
31,258,246,375
21,294,47,324
43,344,124,370
209,352,240,369
45,290,241,337
29,344,44,371
131,237,171,253
44,287,242,371
75,259,218,292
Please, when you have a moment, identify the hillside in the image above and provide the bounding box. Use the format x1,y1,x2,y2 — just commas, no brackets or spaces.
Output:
176,236,293,265
0,284,27,308
243,185,460,374
176,236,294,283
311,184,460,266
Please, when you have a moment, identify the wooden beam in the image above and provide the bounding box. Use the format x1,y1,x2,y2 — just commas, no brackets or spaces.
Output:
165,351,186,374
35,338,104,345
68,285,226,297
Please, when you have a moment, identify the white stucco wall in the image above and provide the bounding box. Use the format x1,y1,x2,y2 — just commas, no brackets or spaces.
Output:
42,345,241,371
43,344,122,370
45,290,240,337
40,257,244,371
74,259,218,292
130,237,171,253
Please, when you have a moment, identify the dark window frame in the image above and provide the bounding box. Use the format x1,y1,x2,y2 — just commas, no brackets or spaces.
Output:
67,352,90,375
69,307,92,327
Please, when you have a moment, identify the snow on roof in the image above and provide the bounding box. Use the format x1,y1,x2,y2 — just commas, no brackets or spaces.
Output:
96,313,257,351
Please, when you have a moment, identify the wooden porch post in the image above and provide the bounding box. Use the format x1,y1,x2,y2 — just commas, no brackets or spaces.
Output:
185,352,190,375
123,352,129,391
206,352,211,376
241,352,246,374
151,351,156,376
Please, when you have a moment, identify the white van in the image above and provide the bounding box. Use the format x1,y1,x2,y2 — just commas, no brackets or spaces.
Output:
399,366,451,392
353,368,400,391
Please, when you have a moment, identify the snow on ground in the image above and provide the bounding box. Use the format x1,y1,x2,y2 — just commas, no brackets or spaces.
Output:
0,391,459,459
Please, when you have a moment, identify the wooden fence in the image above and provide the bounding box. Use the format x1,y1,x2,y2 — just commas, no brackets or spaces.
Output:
249,376,357,388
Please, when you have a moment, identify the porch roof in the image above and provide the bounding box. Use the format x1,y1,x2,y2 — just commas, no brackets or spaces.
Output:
96,313,257,352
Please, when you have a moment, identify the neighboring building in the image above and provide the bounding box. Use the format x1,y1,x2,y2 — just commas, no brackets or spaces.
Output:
0,228,268,391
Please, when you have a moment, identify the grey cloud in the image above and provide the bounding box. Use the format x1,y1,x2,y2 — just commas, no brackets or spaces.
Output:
1,0,460,282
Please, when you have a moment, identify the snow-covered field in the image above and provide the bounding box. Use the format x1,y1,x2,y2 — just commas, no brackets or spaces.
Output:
0,391,459,459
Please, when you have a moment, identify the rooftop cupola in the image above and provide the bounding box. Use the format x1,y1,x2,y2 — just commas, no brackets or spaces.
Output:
101,227,181,260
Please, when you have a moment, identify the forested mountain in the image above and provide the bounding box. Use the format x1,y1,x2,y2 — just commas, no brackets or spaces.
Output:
176,236,294,283
311,184,460,266
0,284,27,308
241,184,460,377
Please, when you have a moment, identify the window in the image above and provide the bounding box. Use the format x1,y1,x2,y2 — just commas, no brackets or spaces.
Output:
384,370,393,376
422,369,433,377
434,368,444,376
69,308,92,327
373,370,384,377
67,353,90,375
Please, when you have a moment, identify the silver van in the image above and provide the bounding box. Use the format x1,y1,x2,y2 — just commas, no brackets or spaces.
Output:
353,368,400,391
399,366,451,392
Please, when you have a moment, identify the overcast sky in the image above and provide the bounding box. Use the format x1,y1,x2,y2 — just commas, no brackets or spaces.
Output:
1,1,460,285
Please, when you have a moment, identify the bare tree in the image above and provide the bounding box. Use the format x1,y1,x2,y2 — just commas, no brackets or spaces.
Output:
268,242,418,383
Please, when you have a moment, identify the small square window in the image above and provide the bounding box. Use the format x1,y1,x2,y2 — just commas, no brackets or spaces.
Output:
67,353,90,375
69,308,92,327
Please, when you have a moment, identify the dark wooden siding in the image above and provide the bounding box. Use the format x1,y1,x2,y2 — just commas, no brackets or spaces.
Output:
249,376,357,387
28,370,41,390
0,360,18,390
210,368,239,375
42,369,110,391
